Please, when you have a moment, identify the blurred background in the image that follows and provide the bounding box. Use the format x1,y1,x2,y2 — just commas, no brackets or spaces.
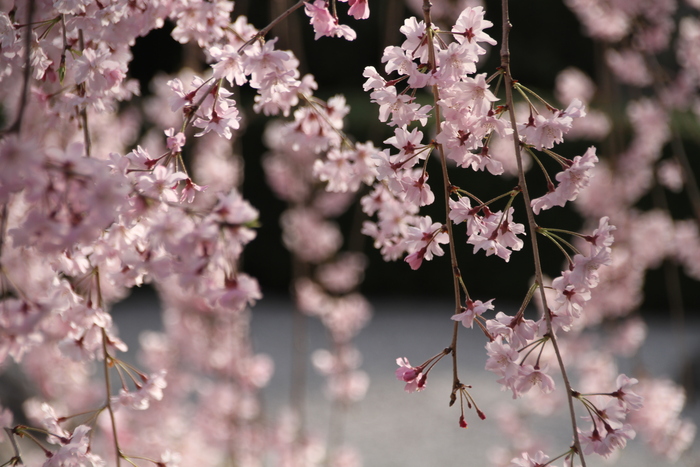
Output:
128,0,700,309
111,293,700,466
0,1,698,466
120,1,700,464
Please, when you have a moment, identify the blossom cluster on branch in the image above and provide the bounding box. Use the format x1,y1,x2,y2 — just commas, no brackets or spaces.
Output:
0,0,697,466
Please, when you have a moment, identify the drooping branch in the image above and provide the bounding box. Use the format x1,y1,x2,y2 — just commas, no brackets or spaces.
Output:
5,0,35,135
421,0,464,397
499,1,586,464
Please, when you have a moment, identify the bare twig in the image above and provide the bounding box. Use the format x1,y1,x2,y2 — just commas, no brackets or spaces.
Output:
3,427,23,466
237,0,307,55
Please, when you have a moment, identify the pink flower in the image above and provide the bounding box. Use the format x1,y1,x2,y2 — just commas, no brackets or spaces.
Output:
513,364,555,399
451,299,494,328
112,370,168,411
612,374,644,412
518,115,561,150
403,216,449,267
136,166,188,204
362,65,386,91
167,77,197,113
404,247,426,270
395,357,426,392
209,44,247,86
243,38,293,88
508,450,551,467
569,246,611,291
435,42,477,84
342,0,370,19
580,423,636,458
215,273,262,311
556,67,596,105
400,17,431,62
459,415,468,428
43,425,104,467
467,207,525,262
485,339,520,388
165,128,186,154
451,6,497,55
531,147,598,214
370,84,432,127
193,100,240,140
179,178,206,203
384,126,425,163
305,0,357,41
584,216,615,252
550,269,591,323
400,170,434,206
280,208,342,263
485,312,538,349
602,424,636,454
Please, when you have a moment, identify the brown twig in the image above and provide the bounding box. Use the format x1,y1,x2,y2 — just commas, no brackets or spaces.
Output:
76,29,91,157
3,427,23,466
499,1,586,464
95,267,121,467
4,0,35,135
421,0,464,399
237,0,307,55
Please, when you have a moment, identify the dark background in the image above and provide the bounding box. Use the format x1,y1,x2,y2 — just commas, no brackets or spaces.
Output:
128,0,700,310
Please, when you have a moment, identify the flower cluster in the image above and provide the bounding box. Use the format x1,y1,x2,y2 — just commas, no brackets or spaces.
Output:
319,2,698,465
0,1,697,466
262,92,374,424
0,0,373,464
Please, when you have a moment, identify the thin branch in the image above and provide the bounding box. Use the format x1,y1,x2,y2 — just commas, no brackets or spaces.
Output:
499,1,586,464
3,427,22,466
5,0,35,135
95,267,121,467
59,14,68,83
101,329,121,467
421,0,464,400
76,29,91,157
237,0,307,54
0,203,7,265
671,129,700,227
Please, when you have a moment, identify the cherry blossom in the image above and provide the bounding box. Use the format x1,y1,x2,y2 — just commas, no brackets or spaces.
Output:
611,374,644,412
579,423,636,458
305,0,357,41
513,365,556,399
399,17,432,63
451,299,494,328
466,207,525,262
43,425,104,467
451,6,497,54
395,357,426,393
209,44,248,87
112,370,167,411
0,1,696,466
341,0,370,20
403,216,449,269
508,450,552,467
531,147,599,214
485,339,521,390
